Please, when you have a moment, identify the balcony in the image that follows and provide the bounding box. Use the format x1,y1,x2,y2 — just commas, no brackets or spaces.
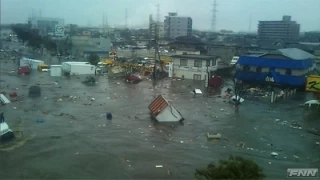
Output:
174,65,217,72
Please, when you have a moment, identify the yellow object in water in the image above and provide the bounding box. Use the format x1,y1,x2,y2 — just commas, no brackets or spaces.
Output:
38,64,49,71
306,75,320,93
101,59,113,65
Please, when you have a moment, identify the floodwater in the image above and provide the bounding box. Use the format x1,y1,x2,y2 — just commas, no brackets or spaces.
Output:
0,62,320,179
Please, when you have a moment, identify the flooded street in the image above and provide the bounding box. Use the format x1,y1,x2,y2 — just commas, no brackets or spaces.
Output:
0,62,320,179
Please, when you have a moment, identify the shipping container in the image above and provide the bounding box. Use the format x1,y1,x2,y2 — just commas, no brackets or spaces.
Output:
148,95,184,122
61,61,90,72
50,65,62,76
64,63,96,75
19,57,44,69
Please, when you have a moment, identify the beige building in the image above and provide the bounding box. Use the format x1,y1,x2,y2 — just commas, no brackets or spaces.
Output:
149,15,164,40
171,54,220,80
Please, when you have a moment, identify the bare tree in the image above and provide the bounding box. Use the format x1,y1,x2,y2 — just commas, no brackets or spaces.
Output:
226,78,248,112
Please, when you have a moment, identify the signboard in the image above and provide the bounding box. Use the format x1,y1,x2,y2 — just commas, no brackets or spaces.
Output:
287,168,318,178
55,25,65,36
109,52,116,56
306,75,320,92
168,62,173,78
265,76,275,82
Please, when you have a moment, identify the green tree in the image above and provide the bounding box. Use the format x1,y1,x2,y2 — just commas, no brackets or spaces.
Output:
11,24,30,44
88,54,100,76
88,54,100,66
195,155,266,180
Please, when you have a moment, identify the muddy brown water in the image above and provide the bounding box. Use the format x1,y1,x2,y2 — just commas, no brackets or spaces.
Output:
0,62,319,179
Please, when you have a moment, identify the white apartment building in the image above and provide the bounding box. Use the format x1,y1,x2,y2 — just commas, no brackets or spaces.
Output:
149,15,165,40
171,54,220,80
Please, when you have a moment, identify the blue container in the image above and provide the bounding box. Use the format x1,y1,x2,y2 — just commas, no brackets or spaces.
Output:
106,113,112,120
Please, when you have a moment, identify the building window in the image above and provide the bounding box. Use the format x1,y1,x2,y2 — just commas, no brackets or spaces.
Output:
256,67,262,73
193,74,201,80
180,59,188,66
194,60,202,67
285,69,292,75
212,59,217,66
206,60,210,66
243,65,250,71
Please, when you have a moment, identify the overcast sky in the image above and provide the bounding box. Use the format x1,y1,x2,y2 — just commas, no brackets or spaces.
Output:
1,0,320,32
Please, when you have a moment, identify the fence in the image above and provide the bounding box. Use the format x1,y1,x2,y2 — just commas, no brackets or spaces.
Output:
270,89,297,103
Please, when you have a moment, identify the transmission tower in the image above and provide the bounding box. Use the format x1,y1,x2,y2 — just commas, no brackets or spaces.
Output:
211,0,218,32
248,13,252,33
125,8,128,28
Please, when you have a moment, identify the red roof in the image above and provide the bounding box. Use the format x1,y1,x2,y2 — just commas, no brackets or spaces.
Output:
148,95,169,116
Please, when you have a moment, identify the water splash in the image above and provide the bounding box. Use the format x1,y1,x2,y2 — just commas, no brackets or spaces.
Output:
0,119,35,152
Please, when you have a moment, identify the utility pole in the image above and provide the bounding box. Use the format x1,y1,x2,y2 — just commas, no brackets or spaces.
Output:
153,4,164,80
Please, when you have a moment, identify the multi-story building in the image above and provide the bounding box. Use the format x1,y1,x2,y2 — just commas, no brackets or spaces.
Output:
149,15,164,40
171,54,220,80
28,17,64,33
258,16,300,42
164,13,192,39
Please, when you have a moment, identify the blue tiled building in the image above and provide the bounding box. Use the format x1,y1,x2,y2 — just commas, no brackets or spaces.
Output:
234,48,315,87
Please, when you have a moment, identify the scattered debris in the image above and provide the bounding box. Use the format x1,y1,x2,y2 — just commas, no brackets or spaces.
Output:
28,86,41,97
290,122,302,129
271,152,279,157
106,113,112,120
148,95,184,122
207,133,222,140
0,94,11,104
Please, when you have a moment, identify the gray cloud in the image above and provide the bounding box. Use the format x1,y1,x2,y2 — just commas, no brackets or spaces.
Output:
1,0,319,31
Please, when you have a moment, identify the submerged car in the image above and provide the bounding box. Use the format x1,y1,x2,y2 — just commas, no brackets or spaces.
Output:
126,74,142,84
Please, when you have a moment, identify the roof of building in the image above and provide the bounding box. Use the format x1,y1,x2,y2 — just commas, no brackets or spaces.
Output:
74,45,108,52
238,56,313,69
276,48,315,60
171,54,218,60
171,36,205,44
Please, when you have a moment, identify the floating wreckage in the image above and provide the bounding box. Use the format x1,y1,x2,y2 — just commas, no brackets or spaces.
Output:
0,113,15,142
207,133,222,140
303,100,320,108
28,85,41,97
148,95,184,122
